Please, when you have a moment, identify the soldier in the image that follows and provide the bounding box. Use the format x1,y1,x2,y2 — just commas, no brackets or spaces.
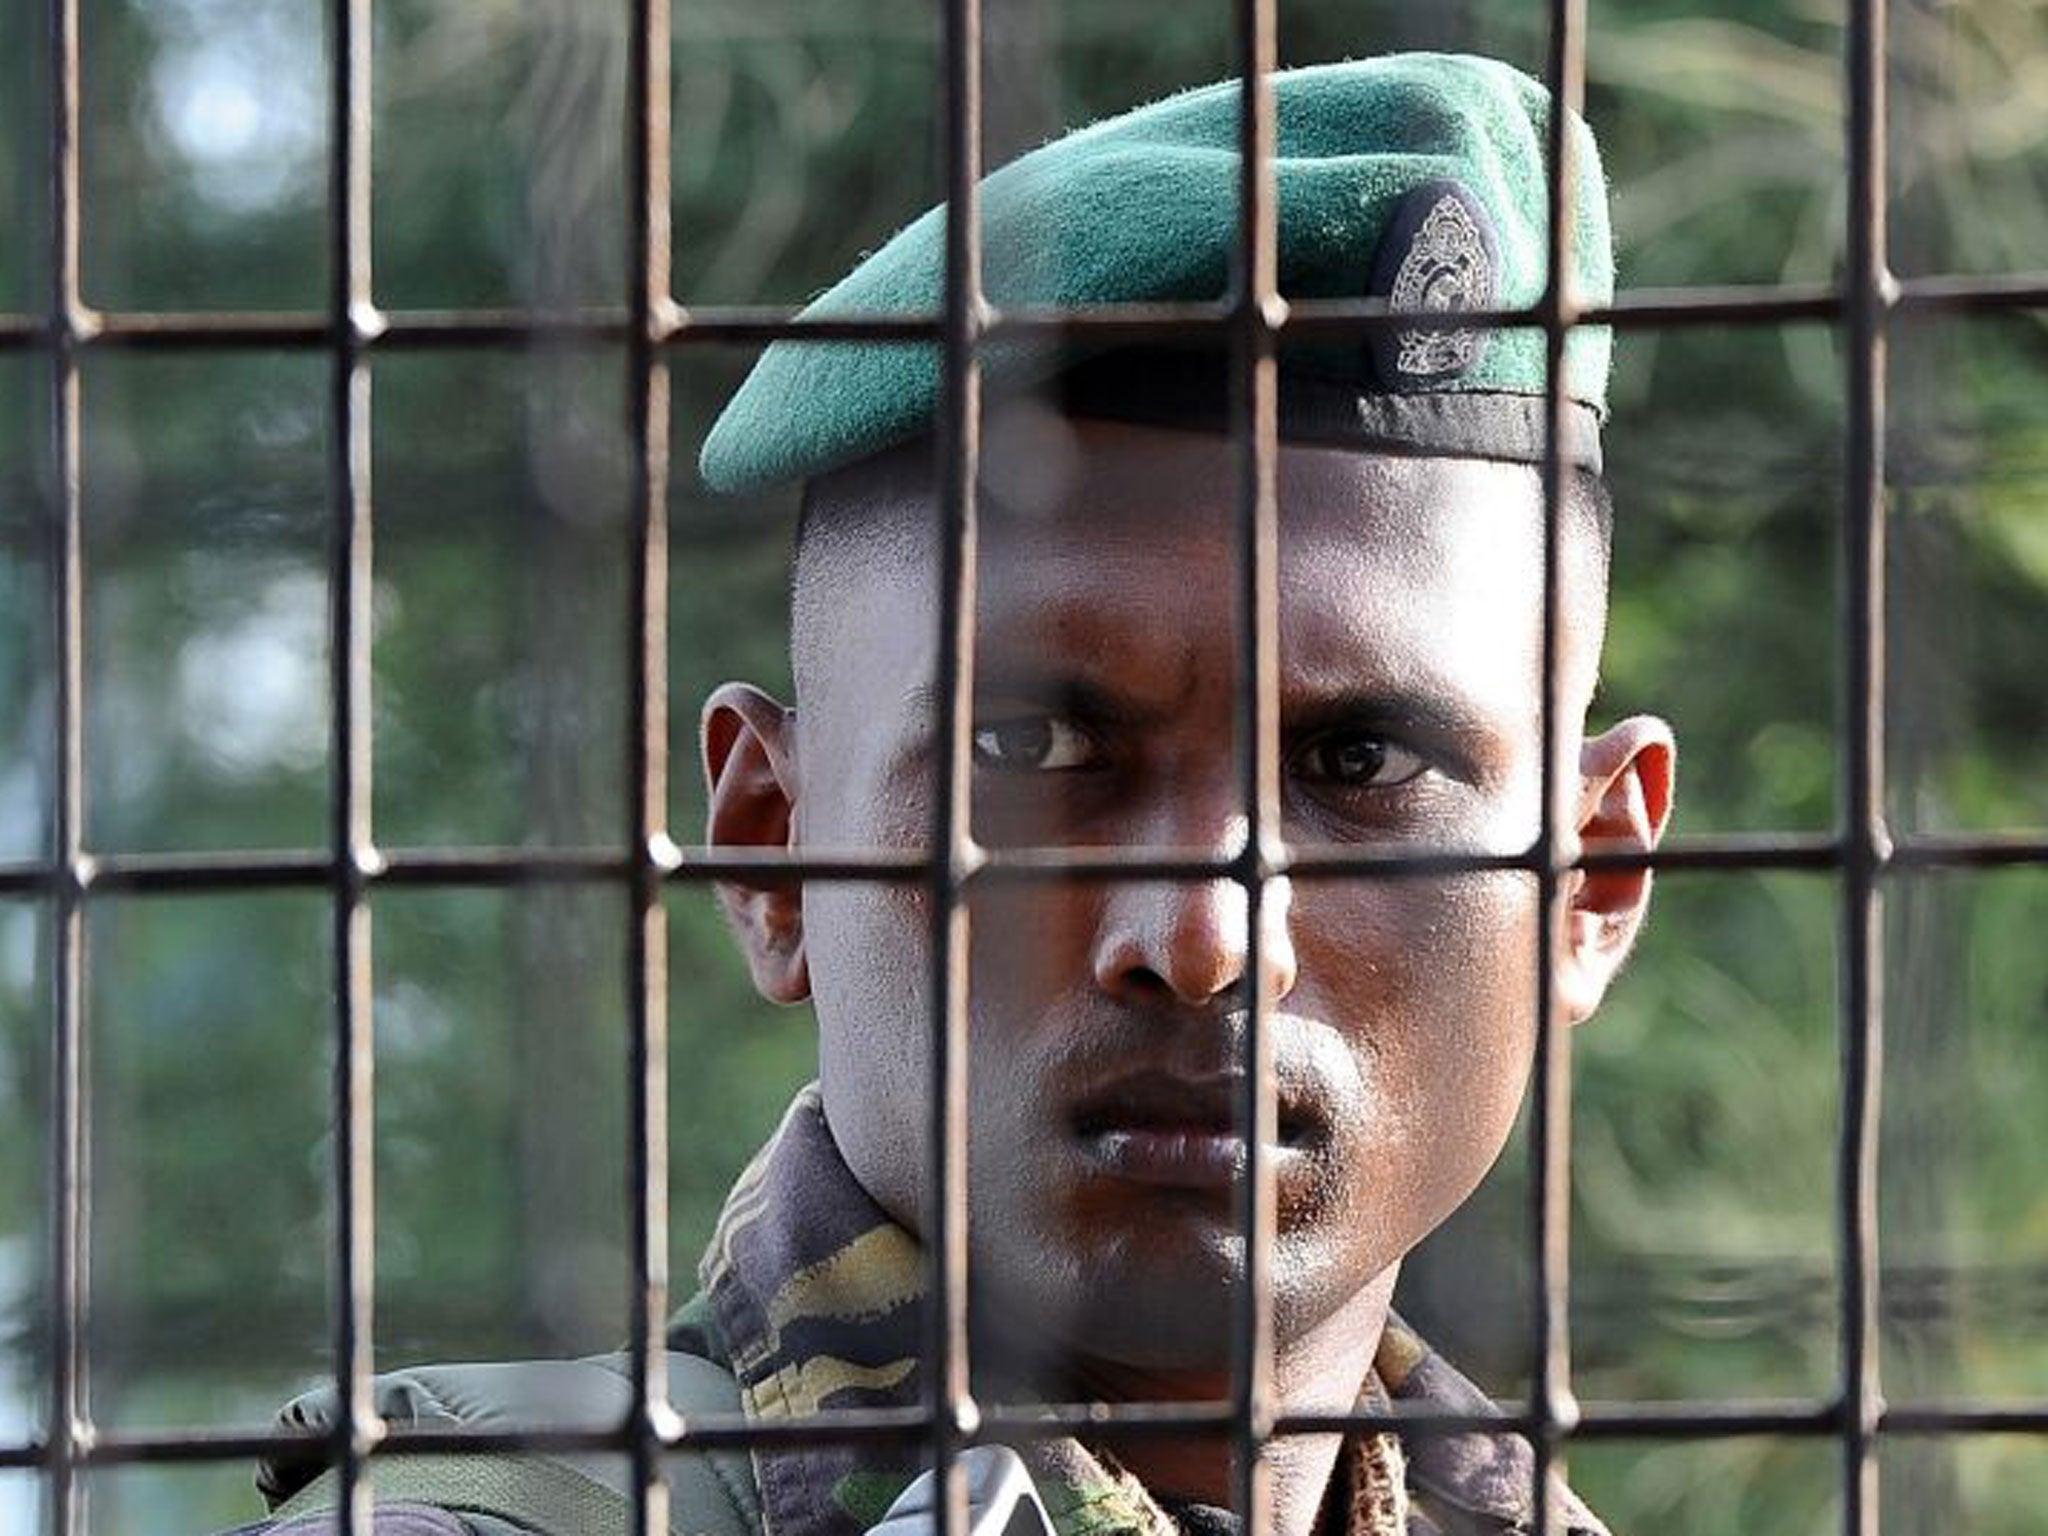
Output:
239,52,1673,1536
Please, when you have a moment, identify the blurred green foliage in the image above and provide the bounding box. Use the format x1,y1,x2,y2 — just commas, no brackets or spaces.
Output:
0,0,2043,1531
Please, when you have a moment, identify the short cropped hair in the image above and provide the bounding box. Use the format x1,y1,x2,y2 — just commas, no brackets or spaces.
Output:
791,456,1614,615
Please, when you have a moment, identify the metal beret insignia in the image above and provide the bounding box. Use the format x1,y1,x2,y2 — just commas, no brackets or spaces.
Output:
1367,178,1500,390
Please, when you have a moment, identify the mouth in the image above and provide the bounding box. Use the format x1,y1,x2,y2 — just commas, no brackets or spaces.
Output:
1067,1070,1321,1190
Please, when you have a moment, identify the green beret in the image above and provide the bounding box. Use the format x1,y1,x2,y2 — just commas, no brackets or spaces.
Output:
700,53,1613,493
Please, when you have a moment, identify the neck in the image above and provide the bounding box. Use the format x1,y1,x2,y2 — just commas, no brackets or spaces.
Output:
980,1269,1399,1536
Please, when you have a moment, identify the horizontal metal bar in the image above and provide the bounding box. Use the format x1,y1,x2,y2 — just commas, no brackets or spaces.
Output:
0,309,634,351
662,307,944,344
1574,832,1845,873
1879,1401,2048,1435
979,836,1851,881
378,309,631,346
1586,284,1843,327
0,306,932,351
0,1413,1587,1474
0,845,926,896
378,848,639,885
989,1404,1517,1440
0,310,339,349
1290,285,1844,334
1893,270,2048,315
385,845,929,886
0,1423,633,1469
54,849,330,894
0,268,2043,355
984,300,1234,343
1572,1400,1840,1438
332,310,631,348
55,1428,334,1468
8,1394,2042,1474
1570,1398,2048,1439
787,1396,2048,1443
1275,1400,1846,1441
3,829,2041,900
673,840,2037,890
1887,832,2048,870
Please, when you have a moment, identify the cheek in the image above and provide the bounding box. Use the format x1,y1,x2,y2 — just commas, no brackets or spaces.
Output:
807,882,934,1225
1301,872,1540,1210
962,886,1105,1122
800,745,937,1144
806,880,1104,1228
968,886,1098,1000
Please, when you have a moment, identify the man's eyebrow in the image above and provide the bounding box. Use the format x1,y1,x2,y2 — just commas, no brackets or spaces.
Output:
968,668,1174,730
1283,688,1498,742
913,670,1501,746
895,673,1150,729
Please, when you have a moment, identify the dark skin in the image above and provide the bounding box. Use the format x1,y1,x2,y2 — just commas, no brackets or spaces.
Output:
703,412,1675,1536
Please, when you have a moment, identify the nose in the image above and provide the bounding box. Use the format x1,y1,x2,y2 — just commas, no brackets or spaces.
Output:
1091,840,1298,1007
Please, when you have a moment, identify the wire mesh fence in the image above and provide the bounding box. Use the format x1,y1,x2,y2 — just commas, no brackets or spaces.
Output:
1,0,2045,1532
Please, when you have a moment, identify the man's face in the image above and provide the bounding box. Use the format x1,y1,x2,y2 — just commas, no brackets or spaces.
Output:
712,412,1663,1386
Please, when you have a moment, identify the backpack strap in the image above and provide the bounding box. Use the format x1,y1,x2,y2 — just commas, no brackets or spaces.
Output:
272,1454,638,1536
263,1353,758,1536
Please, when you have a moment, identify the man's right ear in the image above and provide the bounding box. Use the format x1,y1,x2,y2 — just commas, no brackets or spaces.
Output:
701,682,810,1004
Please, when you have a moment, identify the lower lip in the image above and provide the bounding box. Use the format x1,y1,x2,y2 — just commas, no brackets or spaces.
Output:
1080,1128,1302,1189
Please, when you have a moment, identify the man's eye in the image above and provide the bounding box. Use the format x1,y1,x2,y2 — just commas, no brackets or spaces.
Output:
972,715,1100,771
1294,731,1430,789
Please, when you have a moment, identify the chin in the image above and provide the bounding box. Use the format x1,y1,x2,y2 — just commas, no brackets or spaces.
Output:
972,1214,1234,1377
982,1211,1387,1386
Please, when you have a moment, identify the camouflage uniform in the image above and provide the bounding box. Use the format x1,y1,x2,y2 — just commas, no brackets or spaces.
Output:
243,1087,1609,1536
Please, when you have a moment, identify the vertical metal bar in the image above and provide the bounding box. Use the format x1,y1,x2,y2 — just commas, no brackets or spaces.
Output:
1230,6,1280,1535
328,0,378,1529
625,0,675,1528
43,0,85,1527
1841,0,1890,1527
1533,1,1589,1530
930,0,984,1518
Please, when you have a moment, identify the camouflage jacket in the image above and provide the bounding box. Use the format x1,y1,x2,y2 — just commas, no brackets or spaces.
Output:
240,1087,1608,1536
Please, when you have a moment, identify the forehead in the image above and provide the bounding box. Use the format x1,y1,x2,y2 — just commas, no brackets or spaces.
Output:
811,408,1550,586
975,408,1539,571
971,413,1546,701
797,412,1560,719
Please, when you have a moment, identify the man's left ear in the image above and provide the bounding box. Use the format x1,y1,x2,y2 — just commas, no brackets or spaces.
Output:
1558,715,1676,1023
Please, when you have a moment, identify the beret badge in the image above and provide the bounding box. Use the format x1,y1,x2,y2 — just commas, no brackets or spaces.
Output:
1367,178,1500,391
